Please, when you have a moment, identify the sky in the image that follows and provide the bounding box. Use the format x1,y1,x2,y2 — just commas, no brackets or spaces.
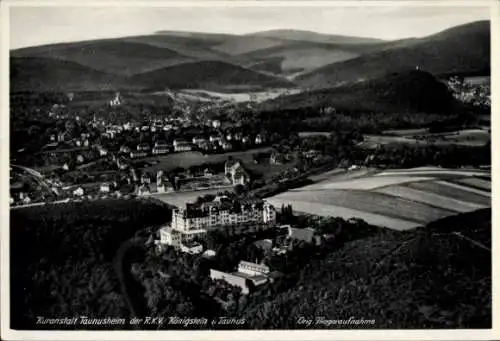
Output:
9,4,491,49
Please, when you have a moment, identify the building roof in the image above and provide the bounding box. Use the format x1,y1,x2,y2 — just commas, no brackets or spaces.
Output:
239,260,270,271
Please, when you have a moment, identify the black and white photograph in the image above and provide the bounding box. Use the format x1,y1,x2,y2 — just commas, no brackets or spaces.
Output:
1,0,497,339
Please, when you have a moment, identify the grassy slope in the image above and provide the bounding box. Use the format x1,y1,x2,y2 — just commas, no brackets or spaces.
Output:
242,209,491,329
296,21,490,88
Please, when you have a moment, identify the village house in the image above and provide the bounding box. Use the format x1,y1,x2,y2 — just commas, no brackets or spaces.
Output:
73,187,85,197
137,143,151,152
141,173,152,184
209,260,276,295
97,145,108,156
119,145,131,154
173,138,187,147
192,136,207,145
212,120,221,129
100,182,111,193
209,135,223,144
221,141,233,151
225,159,250,185
153,145,170,155
174,142,193,152
76,155,85,164
255,134,263,145
130,151,147,159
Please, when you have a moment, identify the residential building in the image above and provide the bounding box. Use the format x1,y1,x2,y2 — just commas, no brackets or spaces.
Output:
225,159,250,185
97,145,108,156
209,135,223,144
174,142,193,152
221,141,233,151
238,261,270,277
141,173,151,184
119,145,131,154
154,140,168,147
212,120,221,129
255,134,263,145
192,136,207,145
137,143,150,151
173,138,187,147
153,146,170,155
130,151,147,159
209,260,275,295
73,187,84,197
100,182,111,193
203,249,217,258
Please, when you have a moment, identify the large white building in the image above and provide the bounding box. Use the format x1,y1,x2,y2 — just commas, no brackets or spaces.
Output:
159,196,277,248
171,197,276,232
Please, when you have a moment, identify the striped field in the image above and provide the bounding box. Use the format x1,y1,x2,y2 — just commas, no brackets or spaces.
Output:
268,167,491,230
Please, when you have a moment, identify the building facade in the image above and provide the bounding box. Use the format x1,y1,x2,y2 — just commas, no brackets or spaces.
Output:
170,198,276,232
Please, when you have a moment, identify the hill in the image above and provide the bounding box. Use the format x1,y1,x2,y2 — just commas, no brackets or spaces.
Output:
241,208,491,328
247,29,385,45
128,60,295,92
296,21,490,88
12,40,196,76
264,70,457,113
10,57,134,92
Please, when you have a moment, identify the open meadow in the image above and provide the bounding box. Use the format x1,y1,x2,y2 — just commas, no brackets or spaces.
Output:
267,167,491,230
359,129,490,149
137,147,298,179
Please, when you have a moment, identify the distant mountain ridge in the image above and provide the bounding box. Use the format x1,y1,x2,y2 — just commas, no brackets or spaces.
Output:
10,20,490,93
295,20,490,88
